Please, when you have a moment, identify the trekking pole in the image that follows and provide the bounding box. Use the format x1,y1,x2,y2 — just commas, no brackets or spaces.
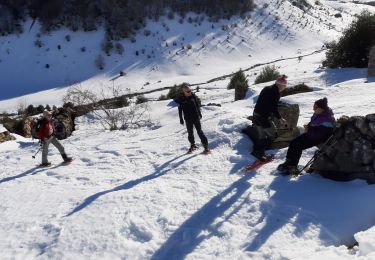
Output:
32,140,43,159
32,146,42,159
298,133,338,175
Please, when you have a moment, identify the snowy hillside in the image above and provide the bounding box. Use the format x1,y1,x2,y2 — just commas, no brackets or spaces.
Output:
2,0,375,258
1,0,374,111
1,65,375,258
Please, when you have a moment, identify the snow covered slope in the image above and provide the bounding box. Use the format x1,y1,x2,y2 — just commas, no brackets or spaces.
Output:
0,0,374,110
1,70,375,258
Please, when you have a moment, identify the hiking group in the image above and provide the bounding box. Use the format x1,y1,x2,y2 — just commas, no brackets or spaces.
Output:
248,75,335,175
33,77,334,174
172,79,335,175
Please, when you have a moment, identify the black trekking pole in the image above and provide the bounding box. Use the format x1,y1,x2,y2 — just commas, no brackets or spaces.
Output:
32,141,43,159
298,133,338,175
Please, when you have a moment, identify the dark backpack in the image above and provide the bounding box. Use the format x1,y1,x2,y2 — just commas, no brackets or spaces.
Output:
53,119,67,140
30,118,44,139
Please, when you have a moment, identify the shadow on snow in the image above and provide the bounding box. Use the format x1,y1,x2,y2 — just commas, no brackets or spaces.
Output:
245,173,375,251
151,171,257,260
0,167,52,184
65,153,197,217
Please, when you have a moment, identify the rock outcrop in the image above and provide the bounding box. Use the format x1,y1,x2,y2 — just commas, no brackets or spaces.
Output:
0,131,16,143
312,114,375,184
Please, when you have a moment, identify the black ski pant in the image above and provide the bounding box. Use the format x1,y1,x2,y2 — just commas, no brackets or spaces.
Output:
286,133,318,166
252,114,277,155
186,119,208,147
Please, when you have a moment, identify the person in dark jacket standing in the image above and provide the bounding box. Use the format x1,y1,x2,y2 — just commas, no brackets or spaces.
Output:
277,97,335,175
38,110,73,166
174,83,210,154
251,75,288,160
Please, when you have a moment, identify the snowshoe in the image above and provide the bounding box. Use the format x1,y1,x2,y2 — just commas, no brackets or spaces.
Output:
241,155,274,173
62,154,73,163
39,162,52,167
202,148,211,155
251,150,269,162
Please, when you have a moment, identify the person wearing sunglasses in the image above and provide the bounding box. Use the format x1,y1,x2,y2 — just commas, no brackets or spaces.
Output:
174,83,210,154
38,110,73,166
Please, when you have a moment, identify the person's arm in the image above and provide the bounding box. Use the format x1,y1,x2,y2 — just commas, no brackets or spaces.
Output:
194,95,202,119
178,105,184,124
271,91,282,119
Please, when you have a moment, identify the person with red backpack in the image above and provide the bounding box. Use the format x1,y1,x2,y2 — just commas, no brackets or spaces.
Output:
38,110,72,166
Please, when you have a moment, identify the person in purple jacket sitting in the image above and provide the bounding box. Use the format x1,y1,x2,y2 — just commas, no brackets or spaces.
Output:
277,97,335,175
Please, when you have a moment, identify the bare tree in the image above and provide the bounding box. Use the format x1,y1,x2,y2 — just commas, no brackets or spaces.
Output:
17,97,28,116
63,84,151,130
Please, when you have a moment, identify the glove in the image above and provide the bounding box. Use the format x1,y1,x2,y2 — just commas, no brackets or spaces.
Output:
180,118,184,125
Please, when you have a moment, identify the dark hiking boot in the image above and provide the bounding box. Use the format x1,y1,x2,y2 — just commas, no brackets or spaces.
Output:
281,165,300,176
40,162,52,167
187,144,198,153
251,150,267,161
277,159,292,172
202,145,211,154
62,154,73,163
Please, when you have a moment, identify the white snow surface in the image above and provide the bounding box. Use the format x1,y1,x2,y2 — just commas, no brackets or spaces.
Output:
0,124,6,132
1,74,375,258
1,0,375,259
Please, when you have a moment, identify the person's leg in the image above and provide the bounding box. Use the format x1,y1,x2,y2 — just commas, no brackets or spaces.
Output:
262,119,277,149
193,120,208,148
41,139,50,164
286,134,316,166
50,136,72,161
251,115,275,158
185,120,195,146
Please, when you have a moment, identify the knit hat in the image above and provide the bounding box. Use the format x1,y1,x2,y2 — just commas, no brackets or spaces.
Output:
275,75,288,86
314,97,328,110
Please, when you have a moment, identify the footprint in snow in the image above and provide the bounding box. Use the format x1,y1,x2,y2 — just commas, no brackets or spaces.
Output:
121,222,153,243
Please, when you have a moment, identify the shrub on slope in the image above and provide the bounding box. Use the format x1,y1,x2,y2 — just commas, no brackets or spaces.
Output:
323,11,375,68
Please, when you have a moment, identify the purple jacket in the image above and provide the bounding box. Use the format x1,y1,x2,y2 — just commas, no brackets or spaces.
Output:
306,108,335,142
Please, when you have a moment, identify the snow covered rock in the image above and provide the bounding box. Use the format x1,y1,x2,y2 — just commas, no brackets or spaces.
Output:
312,114,375,183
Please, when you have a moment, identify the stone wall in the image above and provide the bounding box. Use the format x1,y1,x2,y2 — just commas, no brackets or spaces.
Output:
0,131,15,143
312,114,375,183
368,45,375,77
